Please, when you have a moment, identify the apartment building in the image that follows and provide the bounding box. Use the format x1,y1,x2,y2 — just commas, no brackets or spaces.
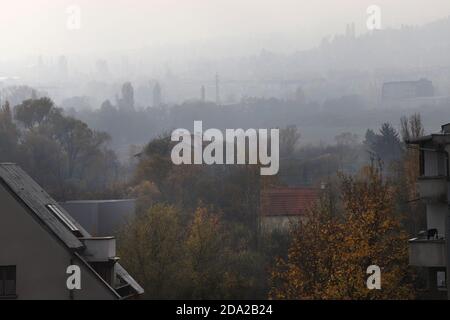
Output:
407,124,450,298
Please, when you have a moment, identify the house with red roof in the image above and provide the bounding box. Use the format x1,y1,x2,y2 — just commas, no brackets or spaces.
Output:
260,187,321,232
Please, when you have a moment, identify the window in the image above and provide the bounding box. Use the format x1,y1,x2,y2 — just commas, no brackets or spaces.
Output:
46,204,82,237
0,266,16,298
437,271,446,289
419,150,424,176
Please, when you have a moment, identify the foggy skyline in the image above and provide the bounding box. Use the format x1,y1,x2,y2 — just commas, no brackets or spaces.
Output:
2,0,450,61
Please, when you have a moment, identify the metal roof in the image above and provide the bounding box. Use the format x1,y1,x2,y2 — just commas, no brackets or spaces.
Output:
0,163,87,250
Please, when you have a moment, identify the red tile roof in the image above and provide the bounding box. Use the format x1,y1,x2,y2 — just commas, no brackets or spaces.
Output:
261,187,320,217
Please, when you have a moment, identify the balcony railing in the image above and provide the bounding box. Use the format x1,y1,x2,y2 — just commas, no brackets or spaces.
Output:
409,238,446,267
80,237,117,262
417,176,448,202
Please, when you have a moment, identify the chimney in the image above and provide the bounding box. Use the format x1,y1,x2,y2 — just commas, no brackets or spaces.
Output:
441,123,450,134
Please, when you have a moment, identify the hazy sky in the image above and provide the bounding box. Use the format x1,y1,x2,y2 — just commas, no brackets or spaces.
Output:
1,0,450,60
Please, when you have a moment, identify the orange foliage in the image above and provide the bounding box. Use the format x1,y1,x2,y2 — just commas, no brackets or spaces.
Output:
270,166,414,300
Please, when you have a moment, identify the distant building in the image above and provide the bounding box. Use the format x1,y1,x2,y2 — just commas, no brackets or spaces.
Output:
95,59,111,81
345,23,356,39
60,200,136,237
0,163,143,299
382,78,434,101
295,86,306,104
118,82,135,111
260,187,320,232
57,56,69,81
407,124,450,299
215,73,221,105
153,82,162,107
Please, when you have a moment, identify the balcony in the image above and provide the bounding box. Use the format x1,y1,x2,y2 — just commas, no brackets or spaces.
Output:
80,237,118,262
417,176,448,203
409,238,446,267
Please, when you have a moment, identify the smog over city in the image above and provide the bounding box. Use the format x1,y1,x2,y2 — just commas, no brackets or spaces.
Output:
1,0,450,307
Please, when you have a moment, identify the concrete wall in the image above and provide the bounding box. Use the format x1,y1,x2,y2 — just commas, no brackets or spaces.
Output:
0,182,117,300
61,200,136,237
98,200,135,236
261,215,306,232
418,177,447,200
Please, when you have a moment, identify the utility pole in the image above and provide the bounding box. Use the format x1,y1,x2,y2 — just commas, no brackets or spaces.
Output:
201,85,206,102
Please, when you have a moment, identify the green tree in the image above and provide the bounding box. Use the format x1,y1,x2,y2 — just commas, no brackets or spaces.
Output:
13,97,119,200
0,101,19,162
15,97,54,129
364,123,403,170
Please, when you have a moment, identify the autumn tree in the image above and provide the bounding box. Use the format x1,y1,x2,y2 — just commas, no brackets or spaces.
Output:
183,205,228,299
184,204,268,299
117,204,185,299
134,134,276,236
118,202,267,299
270,165,414,299
269,190,343,299
336,166,414,299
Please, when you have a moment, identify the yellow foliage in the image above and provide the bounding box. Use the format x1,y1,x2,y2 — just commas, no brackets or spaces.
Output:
269,165,415,300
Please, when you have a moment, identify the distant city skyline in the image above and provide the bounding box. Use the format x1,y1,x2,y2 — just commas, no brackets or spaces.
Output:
1,0,450,61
